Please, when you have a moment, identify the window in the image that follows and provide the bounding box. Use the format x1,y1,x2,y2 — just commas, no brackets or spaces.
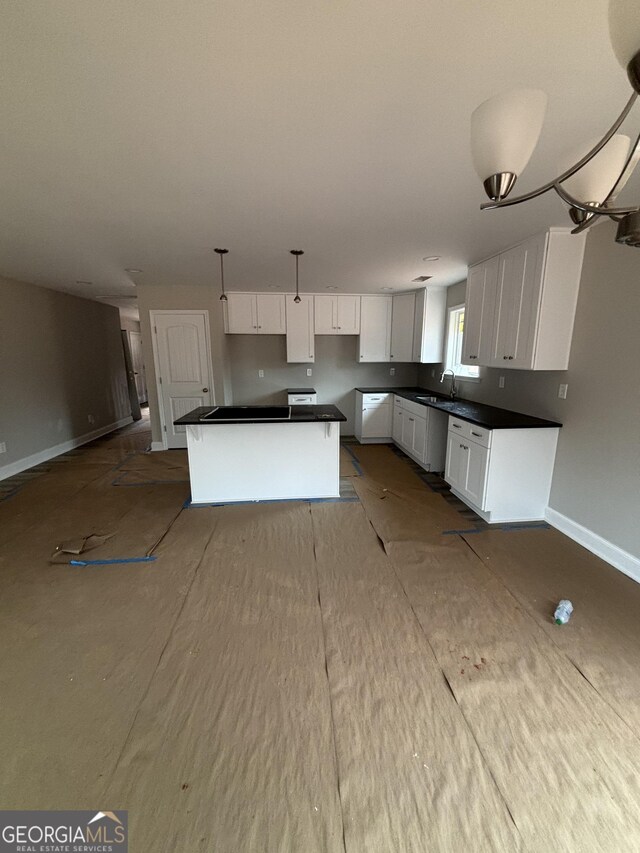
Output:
445,304,480,380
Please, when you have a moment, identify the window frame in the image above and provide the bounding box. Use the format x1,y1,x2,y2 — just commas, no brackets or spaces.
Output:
444,303,481,382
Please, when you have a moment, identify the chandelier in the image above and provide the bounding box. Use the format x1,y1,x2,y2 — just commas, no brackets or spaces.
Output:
471,0,640,246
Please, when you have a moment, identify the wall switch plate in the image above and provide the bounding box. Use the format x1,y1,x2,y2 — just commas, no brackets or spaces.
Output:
431,369,435,377
306,368,312,376
0,442,6,454
390,367,395,376
558,383,568,399
258,370,264,378
498,376,505,389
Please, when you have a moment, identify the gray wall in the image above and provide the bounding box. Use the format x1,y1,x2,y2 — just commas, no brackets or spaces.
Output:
0,276,130,472
228,335,418,434
418,221,640,558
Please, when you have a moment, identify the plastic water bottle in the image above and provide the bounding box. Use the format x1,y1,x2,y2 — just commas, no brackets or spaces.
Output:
554,600,573,625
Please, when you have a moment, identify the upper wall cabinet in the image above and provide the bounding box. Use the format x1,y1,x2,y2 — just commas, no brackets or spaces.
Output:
314,294,361,334
285,295,314,363
389,292,416,362
412,287,446,363
224,293,286,334
358,296,392,362
463,228,586,371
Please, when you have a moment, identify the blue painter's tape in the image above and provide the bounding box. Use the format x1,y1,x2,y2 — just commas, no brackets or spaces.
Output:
341,443,363,476
69,556,157,567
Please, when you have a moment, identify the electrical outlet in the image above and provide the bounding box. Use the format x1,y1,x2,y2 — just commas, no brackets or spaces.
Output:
258,370,264,378
0,442,6,454
390,367,395,376
498,376,505,389
87,414,95,424
306,368,312,376
431,369,435,377
558,383,568,399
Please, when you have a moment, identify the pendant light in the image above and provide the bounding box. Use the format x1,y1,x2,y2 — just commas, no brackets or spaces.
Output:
290,250,304,303
214,248,229,301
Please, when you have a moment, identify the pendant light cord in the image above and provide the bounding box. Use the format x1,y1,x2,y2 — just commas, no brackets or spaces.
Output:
214,248,228,301
290,249,304,303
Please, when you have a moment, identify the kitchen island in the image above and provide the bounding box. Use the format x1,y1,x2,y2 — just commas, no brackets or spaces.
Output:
174,404,346,505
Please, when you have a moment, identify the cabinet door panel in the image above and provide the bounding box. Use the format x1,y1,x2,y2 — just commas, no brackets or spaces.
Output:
336,295,361,334
359,296,392,362
445,432,463,489
285,295,314,362
226,294,257,334
314,295,337,334
392,404,404,443
256,294,286,334
390,292,416,362
463,257,498,365
410,414,426,461
463,442,489,508
362,405,392,438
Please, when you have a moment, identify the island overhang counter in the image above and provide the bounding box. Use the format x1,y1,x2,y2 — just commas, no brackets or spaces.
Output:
174,405,347,505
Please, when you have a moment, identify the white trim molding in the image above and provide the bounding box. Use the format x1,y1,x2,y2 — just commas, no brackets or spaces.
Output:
150,441,166,452
0,417,133,482
545,507,640,584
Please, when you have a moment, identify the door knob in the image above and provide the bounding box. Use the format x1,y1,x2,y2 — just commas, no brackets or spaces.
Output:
202,387,209,393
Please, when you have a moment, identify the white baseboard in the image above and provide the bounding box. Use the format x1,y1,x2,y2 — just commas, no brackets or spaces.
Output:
545,506,640,584
150,441,166,452
0,416,133,482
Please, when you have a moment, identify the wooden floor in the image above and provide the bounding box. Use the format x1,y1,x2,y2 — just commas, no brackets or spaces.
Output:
2,415,640,851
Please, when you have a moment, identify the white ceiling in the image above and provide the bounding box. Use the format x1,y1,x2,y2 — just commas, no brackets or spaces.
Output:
1,0,637,317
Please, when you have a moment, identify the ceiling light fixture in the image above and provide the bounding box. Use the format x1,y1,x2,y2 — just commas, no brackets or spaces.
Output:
381,286,394,291
472,0,640,246
326,286,339,290
214,248,229,301
124,268,143,274
290,250,304,303
422,256,440,262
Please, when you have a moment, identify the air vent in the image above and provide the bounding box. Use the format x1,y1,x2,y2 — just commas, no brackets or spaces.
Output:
412,275,432,283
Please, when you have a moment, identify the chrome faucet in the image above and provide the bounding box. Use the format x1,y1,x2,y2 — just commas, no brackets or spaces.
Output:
440,368,457,400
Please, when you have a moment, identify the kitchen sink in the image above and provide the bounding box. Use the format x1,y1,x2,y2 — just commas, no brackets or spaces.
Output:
415,395,440,403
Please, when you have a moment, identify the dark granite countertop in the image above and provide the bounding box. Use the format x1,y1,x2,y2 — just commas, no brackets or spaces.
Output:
355,387,561,429
174,405,346,425
286,387,316,394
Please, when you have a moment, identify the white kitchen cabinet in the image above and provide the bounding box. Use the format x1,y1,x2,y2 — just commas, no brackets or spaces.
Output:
444,415,560,522
314,294,361,334
412,287,447,363
462,257,499,365
463,228,586,370
391,395,447,471
390,292,416,362
285,295,315,362
224,293,286,334
359,296,392,362
355,392,392,443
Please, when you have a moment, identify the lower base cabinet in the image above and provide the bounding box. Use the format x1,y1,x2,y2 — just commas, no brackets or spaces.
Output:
355,392,392,442
392,396,447,472
444,416,559,523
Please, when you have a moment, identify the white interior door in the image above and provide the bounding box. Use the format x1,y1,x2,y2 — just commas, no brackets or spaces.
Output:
128,331,147,404
152,311,214,448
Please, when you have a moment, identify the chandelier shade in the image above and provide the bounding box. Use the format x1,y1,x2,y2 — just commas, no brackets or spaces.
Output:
470,89,547,183
558,134,631,204
608,0,640,69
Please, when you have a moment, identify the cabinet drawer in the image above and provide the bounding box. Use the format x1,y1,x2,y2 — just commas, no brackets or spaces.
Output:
288,393,317,404
397,396,429,418
448,417,492,448
362,393,390,407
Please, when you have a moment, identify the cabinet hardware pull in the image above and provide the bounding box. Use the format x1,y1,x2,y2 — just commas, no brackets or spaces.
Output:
508,355,514,360
452,423,461,429
503,355,508,359
471,431,481,437
409,417,414,422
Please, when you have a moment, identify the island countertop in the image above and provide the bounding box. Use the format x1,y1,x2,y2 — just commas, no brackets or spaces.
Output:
174,404,346,426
